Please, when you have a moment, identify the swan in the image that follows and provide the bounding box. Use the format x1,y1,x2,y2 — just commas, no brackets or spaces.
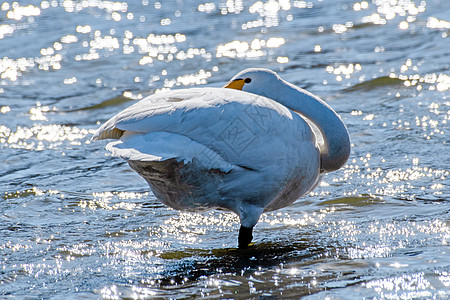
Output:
92,68,351,249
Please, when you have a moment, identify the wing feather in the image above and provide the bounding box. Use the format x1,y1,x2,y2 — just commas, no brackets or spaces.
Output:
93,87,315,172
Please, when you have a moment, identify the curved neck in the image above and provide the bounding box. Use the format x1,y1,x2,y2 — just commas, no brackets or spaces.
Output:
275,81,350,172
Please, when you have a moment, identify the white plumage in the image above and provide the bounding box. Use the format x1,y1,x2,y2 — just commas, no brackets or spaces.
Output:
93,68,350,248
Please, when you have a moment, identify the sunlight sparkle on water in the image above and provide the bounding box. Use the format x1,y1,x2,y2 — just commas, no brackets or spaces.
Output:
362,272,450,299
427,17,450,29
361,0,426,25
216,37,285,58
245,0,297,28
0,24,15,39
61,0,128,14
5,3,40,20
1,123,94,150
387,58,450,92
260,208,334,228
326,63,362,81
1,105,10,113
78,192,147,211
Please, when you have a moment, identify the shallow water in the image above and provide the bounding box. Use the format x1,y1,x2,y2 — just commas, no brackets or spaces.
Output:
1,0,449,298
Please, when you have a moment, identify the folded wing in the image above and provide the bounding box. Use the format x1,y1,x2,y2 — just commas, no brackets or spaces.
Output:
92,87,315,173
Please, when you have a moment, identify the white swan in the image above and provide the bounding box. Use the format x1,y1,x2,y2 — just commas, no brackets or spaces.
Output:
92,68,350,248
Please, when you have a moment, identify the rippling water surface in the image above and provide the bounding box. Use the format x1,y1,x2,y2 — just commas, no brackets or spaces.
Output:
1,0,449,298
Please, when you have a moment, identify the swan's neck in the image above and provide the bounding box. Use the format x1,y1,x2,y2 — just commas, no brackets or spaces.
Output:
276,81,350,172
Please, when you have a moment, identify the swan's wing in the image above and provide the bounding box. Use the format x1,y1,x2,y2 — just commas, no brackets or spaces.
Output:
106,131,233,172
93,87,315,171
93,88,293,139
92,88,207,140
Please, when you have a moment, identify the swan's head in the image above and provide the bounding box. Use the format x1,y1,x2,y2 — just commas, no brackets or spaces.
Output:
224,68,284,98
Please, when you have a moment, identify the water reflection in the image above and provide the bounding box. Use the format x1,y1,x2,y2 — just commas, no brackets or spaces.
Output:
94,205,449,298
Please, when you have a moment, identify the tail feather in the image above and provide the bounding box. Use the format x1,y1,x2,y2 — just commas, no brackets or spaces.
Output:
92,127,125,140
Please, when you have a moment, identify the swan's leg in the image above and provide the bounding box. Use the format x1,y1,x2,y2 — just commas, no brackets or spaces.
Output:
238,225,253,249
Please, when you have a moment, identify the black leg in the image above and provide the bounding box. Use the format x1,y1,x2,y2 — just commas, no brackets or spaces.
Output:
238,225,253,249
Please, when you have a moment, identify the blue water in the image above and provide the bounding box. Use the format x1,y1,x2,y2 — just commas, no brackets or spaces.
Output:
1,0,449,298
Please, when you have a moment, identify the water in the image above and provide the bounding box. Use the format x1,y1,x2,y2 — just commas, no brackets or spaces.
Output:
1,0,449,298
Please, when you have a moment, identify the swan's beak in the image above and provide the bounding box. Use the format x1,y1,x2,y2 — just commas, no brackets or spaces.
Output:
223,78,246,90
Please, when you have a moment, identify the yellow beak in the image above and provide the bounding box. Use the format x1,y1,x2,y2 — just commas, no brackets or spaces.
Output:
223,78,246,90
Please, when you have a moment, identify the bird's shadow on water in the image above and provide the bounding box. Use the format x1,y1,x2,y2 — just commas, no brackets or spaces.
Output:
154,237,329,286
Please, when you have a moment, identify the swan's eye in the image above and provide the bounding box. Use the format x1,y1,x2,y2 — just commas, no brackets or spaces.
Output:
244,78,251,83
